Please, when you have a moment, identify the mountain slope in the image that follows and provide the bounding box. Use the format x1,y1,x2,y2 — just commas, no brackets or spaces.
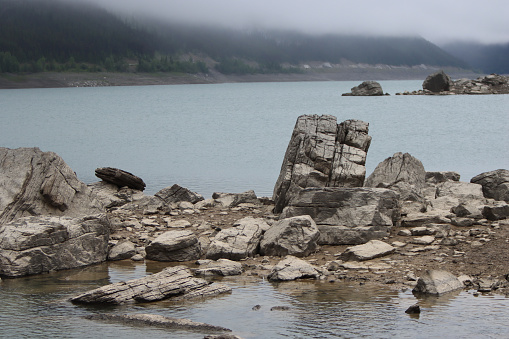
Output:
441,41,509,74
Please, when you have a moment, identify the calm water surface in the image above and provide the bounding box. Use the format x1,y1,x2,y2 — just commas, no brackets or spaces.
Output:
1,81,507,197
1,261,508,338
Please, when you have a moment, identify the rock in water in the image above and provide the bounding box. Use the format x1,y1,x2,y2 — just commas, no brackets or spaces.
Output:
0,214,109,278
412,270,463,295
342,81,385,96
95,167,146,191
0,147,104,224
267,255,320,281
422,70,453,92
145,230,202,262
273,115,371,213
70,265,231,304
155,184,204,204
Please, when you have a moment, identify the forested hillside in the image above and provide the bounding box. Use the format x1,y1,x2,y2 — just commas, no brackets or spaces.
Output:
0,0,470,75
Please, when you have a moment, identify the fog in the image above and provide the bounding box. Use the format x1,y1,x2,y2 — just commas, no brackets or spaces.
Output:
85,0,509,45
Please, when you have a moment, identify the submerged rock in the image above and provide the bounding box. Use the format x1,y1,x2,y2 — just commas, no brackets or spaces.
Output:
70,265,231,304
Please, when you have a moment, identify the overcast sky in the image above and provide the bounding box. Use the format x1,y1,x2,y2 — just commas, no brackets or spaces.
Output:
90,0,509,45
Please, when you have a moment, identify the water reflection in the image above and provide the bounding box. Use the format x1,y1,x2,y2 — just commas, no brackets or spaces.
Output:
1,262,509,338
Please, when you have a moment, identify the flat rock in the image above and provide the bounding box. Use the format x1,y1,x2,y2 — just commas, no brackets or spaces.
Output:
317,225,389,245
95,167,146,191
412,270,463,295
194,259,243,276
338,240,395,261
155,184,204,204
0,214,109,278
260,215,319,257
411,236,435,245
145,230,201,262
70,265,231,304
85,313,231,332
267,255,321,281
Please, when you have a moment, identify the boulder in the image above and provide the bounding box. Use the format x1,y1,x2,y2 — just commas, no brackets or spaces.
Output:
70,266,231,304
212,190,258,208
108,240,136,261
85,313,231,332
365,152,426,201
267,255,321,281
206,217,269,260
435,181,484,201
470,169,509,202
145,230,201,262
281,187,400,227
260,215,319,257
412,270,463,295
317,225,389,245
342,81,385,96
451,202,484,219
194,258,243,276
95,167,146,191
273,115,371,213
0,214,109,278
482,203,509,221
155,184,204,204
425,171,460,184
338,240,395,261
422,70,453,93
0,147,104,224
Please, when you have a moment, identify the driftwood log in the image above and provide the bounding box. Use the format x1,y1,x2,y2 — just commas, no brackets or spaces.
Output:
95,167,146,191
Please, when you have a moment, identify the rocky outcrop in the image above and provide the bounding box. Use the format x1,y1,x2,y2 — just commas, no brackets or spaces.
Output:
365,152,426,202
342,81,385,96
85,313,231,332
259,215,320,257
206,217,269,260
273,115,371,213
422,70,453,92
70,265,231,304
0,147,104,224
212,190,258,208
338,240,395,261
145,230,201,262
155,184,204,204
95,167,146,191
425,171,460,184
267,255,321,281
0,214,109,278
471,169,509,202
412,270,464,295
280,187,400,245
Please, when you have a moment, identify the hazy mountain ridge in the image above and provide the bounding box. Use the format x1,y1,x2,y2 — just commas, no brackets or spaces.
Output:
0,0,481,75
441,41,509,74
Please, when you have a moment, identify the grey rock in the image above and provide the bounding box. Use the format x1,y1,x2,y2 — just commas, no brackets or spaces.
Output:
0,214,109,278
273,115,371,213
267,255,320,281
95,167,146,191
338,240,395,261
482,203,509,221
212,190,258,208
281,187,400,227
206,217,268,260
411,236,435,245
422,70,453,93
260,215,319,257
471,169,509,202
85,313,231,332
145,230,201,262
426,171,460,184
435,181,484,200
317,225,389,245
108,240,136,261
70,265,231,304
412,270,463,295
194,259,243,276
342,81,384,96
451,217,475,227
451,202,484,219
155,184,204,204
405,304,421,314
0,147,104,224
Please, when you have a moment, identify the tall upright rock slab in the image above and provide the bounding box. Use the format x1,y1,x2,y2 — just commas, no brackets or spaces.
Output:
273,115,371,213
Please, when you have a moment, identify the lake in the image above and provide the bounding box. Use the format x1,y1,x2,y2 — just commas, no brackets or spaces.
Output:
1,80,509,338
1,80,508,198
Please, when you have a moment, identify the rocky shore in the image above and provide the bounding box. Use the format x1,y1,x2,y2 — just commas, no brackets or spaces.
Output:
1,114,508,336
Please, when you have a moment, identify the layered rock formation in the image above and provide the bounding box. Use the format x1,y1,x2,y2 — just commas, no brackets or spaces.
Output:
95,167,146,191
273,115,371,213
0,147,104,223
342,81,385,96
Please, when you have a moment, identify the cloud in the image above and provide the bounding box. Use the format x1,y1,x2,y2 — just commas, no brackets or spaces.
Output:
89,0,509,44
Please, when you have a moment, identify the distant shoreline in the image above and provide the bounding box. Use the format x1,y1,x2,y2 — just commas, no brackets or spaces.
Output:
0,68,482,90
